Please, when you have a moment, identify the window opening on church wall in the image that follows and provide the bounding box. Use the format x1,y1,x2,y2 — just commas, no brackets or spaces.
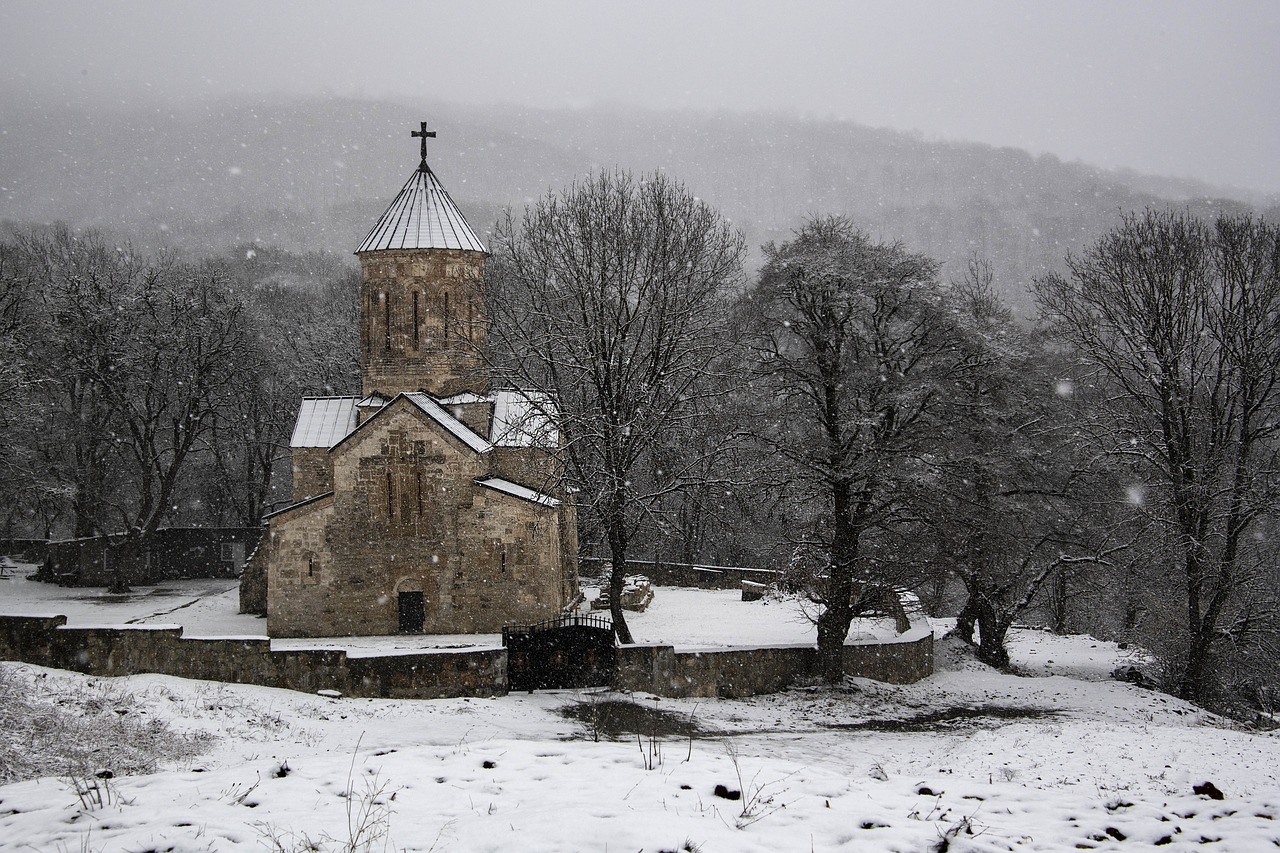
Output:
443,291,450,343
382,292,391,351
412,291,420,349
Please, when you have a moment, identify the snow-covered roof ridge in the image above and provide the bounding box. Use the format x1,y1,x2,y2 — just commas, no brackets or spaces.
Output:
402,392,492,453
290,397,360,448
475,476,561,507
356,164,486,254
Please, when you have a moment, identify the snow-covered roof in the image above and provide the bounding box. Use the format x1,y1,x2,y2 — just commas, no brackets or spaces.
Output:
290,397,360,448
437,391,490,405
491,390,559,448
402,392,492,453
356,165,486,254
475,476,561,507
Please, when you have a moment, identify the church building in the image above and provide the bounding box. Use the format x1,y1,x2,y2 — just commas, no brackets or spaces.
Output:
242,124,579,638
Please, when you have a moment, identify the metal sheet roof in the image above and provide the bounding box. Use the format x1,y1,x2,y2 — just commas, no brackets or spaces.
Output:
403,392,492,453
290,397,359,448
475,476,561,507
491,390,559,448
356,165,486,254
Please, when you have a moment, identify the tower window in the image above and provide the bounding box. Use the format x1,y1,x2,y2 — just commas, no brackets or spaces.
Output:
386,471,394,519
416,471,424,517
412,291,420,349
443,291,450,343
383,292,392,351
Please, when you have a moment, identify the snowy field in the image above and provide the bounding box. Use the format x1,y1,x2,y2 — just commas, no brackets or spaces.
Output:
0,564,897,652
3,569,1280,851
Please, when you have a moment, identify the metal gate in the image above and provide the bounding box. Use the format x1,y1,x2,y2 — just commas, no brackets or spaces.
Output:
502,614,616,691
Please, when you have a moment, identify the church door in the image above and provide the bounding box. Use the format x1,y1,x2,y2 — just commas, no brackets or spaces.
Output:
398,591,425,633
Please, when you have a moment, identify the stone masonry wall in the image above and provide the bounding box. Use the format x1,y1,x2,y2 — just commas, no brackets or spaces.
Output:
358,248,488,398
292,447,335,501
1,615,933,702
0,615,505,700
614,622,935,698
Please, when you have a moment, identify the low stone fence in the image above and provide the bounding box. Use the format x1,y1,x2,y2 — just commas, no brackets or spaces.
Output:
615,621,934,699
1,614,933,701
0,615,505,700
579,557,782,590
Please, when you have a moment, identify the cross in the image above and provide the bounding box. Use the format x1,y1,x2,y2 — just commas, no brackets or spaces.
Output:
411,121,436,168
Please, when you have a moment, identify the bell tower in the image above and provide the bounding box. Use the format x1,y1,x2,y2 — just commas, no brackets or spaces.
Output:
355,122,489,398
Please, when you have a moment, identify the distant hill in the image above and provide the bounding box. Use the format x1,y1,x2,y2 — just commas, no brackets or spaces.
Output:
2,92,1276,315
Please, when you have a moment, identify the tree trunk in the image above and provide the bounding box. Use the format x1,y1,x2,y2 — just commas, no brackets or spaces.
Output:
607,518,634,645
1050,568,1069,635
1179,627,1212,703
953,595,978,644
816,480,860,683
975,605,1012,670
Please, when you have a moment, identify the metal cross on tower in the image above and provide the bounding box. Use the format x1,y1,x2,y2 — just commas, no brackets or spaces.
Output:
411,121,436,169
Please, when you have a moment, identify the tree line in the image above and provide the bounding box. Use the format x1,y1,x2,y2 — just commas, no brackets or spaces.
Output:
0,228,358,587
3,170,1278,714
486,171,1280,713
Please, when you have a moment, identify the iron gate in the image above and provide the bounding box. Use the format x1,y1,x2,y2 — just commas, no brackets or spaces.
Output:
502,614,616,691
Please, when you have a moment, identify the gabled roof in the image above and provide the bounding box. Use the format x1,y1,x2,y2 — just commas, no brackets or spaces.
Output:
475,476,561,508
356,164,486,254
402,392,492,453
290,397,360,448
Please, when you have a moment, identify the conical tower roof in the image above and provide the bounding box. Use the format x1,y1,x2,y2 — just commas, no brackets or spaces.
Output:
356,162,486,254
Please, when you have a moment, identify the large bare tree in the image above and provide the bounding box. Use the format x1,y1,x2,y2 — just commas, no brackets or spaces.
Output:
747,216,974,681
486,170,745,643
1035,210,1280,703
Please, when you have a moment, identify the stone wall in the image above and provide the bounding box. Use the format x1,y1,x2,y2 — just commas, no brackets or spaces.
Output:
580,556,781,590
357,248,488,398
615,623,935,698
1,613,933,701
39,528,263,587
292,446,335,501
0,615,505,700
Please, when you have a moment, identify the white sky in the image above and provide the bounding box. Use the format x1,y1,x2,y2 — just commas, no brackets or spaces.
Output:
3,0,1278,193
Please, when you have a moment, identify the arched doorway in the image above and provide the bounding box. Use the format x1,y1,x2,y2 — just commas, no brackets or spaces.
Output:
395,577,425,634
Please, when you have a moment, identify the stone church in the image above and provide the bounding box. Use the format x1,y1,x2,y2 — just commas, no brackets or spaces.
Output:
241,125,578,638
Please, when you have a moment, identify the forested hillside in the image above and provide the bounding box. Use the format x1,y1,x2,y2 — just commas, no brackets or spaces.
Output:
4,92,1275,315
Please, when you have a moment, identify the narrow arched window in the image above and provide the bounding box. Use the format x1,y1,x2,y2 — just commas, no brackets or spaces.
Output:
382,292,392,351
412,291,420,350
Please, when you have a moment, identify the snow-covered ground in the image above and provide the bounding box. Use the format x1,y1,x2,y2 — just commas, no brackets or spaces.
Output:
2,568,1279,851
0,565,897,652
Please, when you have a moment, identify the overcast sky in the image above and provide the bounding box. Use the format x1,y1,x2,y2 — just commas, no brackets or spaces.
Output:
3,0,1278,193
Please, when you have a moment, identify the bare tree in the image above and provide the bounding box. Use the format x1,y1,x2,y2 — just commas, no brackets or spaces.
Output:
14,228,250,589
747,216,974,681
1035,210,1280,704
486,170,745,643
197,258,359,525
929,254,1119,667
